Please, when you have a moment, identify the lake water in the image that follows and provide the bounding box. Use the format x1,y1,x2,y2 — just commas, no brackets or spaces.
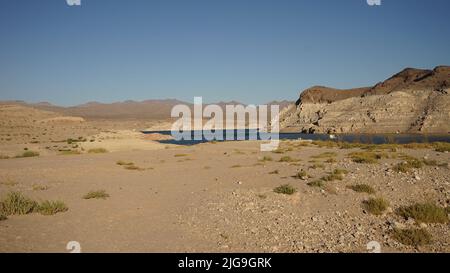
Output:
142,130,450,146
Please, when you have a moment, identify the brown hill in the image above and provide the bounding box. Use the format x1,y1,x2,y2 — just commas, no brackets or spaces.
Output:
297,66,450,105
281,66,450,134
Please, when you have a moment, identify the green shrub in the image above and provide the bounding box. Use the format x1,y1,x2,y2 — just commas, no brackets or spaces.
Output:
392,228,432,246
38,200,68,215
348,152,385,164
307,180,325,188
88,148,108,154
293,170,308,179
16,151,39,158
273,184,296,195
83,190,109,200
0,192,38,215
347,184,375,194
363,197,389,215
396,203,448,224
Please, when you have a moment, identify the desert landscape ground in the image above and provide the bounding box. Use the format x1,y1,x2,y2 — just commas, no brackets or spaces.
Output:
0,103,449,253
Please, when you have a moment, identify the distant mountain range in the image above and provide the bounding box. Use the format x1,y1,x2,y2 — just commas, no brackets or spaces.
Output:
0,99,293,120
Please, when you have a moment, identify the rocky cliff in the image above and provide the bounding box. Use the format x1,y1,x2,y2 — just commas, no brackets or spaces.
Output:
280,66,450,134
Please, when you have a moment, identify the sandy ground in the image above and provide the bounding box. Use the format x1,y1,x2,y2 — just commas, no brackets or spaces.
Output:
0,104,449,253
0,139,449,253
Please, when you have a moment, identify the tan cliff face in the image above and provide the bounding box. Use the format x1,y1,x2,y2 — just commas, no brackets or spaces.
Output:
281,66,450,134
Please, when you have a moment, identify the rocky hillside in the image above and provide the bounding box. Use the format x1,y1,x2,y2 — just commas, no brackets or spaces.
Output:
280,66,450,134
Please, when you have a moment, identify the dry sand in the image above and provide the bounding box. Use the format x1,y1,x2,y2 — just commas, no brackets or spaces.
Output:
0,104,449,253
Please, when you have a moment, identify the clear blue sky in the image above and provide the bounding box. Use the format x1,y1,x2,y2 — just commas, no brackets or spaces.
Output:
1,0,449,106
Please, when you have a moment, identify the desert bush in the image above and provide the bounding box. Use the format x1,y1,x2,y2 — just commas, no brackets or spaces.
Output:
396,203,448,224
16,151,39,158
293,170,308,179
260,156,273,162
363,197,389,215
348,151,388,164
0,213,6,221
88,148,108,154
307,180,325,188
347,184,375,194
83,190,109,200
273,184,296,195
0,192,38,215
279,156,300,162
116,160,134,166
59,150,81,155
311,152,337,159
433,142,450,153
269,170,279,175
309,163,325,169
230,164,242,168
38,200,68,215
33,184,49,191
392,228,432,246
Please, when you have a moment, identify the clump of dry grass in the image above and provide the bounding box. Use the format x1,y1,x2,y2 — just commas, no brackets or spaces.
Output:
33,184,49,191
38,200,68,215
16,151,39,158
0,192,38,215
273,184,296,195
293,170,308,179
124,165,145,171
83,190,109,200
59,150,81,155
0,213,6,221
269,170,279,174
392,228,432,246
231,164,242,168
309,162,325,169
363,197,389,215
116,160,134,166
88,148,108,154
392,156,423,173
347,184,375,194
174,154,188,157
348,151,387,164
321,169,348,181
307,180,325,188
259,155,273,162
433,142,450,153
396,203,448,224
278,156,299,163
311,152,337,159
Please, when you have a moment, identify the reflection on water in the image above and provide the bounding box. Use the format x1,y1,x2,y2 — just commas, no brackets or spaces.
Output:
142,130,450,146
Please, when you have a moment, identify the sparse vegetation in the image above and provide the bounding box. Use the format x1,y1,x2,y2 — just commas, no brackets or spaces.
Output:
273,184,296,195
433,142,450,153
321,169,348,181
309,162,325,169
392,156,424,173
83,190,109,200
278,156,300,163
269,170,279,175
348,151,387,164
124,165,145,171
392,228,432,246
174,154,188,157
33,184,49,191
231,164,242,168
0,180,18,187
311,152,337,159
259,155,273,162
293,170,308,179
116,160,134,166
16,151,39,158
396,203,448,224
0,213,6,221
88,148,108,154
0,192,38,215
38,200,68,215
59,150,81,155
307,180,325,188
363,197,389,215
347,184,375,194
